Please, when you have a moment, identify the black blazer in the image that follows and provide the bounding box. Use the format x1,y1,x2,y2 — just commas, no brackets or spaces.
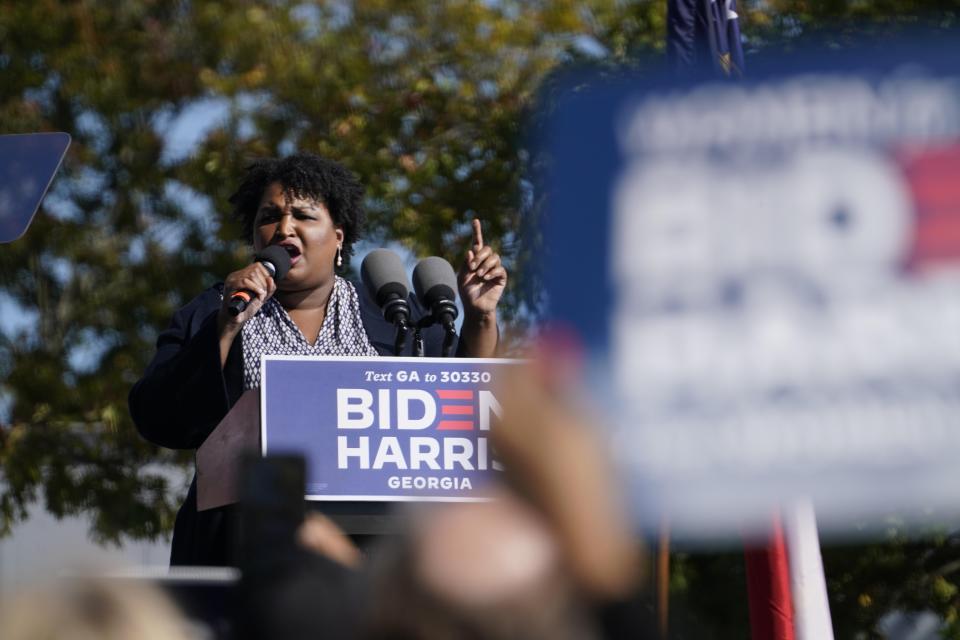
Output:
129,282,459,566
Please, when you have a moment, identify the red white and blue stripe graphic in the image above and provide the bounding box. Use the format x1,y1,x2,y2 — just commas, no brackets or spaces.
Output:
436,389,475,430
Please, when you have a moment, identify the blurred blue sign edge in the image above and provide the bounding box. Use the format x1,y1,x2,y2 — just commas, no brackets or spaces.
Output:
0,132,72,244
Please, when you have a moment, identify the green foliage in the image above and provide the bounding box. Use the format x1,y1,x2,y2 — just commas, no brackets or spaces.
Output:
747,0,960,50
669,550,751,639
822,523,960,639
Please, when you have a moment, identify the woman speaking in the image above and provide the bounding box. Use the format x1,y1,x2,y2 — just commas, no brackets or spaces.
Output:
129,153,507,566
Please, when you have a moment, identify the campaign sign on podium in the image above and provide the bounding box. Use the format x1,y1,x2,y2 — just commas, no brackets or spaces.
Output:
261,356,521,501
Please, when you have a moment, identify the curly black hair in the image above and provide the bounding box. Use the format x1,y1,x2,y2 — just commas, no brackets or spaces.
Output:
229,153,365,265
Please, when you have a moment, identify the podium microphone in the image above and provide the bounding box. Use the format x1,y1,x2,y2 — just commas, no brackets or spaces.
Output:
412,256,459,357
228,245,292,316
361,249,411,355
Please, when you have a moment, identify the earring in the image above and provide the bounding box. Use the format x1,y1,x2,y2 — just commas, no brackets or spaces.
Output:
336,245,343,268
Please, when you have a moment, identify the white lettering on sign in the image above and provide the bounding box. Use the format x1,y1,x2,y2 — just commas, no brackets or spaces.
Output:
409,436,441,469
479,437,504,471
336,389,374,429
333,387,504,474
478,390,501,432
443,437,474,470
337,436,497,471
337,435,369,468
617,77,960,155
378,389,391,430
397,390,436,430
335,388,500,430
607,147,946,406
606,99,960,534
387,476,474,491
362,370,425,382
372,437,407,469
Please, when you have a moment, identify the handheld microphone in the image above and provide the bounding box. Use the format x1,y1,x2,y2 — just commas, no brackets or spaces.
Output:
228,245,292,316
413,257,459,356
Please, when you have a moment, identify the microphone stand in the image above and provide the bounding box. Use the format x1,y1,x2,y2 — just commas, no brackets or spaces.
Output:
434,300,459,358
393,319,410,357
413,327,425,358
413,312,458,358
382,296,411,357
440,318,457,358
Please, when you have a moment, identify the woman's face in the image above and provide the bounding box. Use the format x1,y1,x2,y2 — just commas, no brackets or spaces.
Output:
252,181,343,291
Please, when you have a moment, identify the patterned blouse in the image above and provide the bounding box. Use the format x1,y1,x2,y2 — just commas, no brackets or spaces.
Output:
240,276,378,389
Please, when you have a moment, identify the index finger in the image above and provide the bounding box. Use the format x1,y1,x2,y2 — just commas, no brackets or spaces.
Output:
471,218,484,250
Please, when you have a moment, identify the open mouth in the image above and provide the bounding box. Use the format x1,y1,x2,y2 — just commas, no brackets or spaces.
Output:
278,243,302,264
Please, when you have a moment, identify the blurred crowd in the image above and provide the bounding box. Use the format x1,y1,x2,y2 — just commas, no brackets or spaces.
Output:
0,344,656,640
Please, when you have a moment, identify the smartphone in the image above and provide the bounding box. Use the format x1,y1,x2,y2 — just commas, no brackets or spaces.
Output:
237,454,306,571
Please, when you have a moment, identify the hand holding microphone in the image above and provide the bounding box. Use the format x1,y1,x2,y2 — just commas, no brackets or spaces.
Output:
219,245,292,330
217,245,291,367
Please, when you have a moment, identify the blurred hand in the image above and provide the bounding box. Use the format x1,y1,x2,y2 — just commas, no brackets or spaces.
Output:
297,512,363,569
458,219,507,319
494,338,646,600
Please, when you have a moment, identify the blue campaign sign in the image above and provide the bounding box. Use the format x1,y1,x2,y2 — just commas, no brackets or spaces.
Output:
0,133,71,243
537,37,960,536
260,356,523,501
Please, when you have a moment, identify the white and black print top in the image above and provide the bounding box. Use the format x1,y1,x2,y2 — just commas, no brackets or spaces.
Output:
240,276,378,389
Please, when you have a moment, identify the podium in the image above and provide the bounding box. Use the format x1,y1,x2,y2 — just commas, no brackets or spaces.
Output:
196,390,395,535
197,356,515,535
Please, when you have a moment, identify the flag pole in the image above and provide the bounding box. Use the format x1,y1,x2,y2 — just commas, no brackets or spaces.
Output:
783,501,834,640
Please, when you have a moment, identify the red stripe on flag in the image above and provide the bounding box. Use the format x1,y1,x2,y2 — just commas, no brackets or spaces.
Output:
911,217,960,267
744,515,795,640
437,420,473,431
442,405,474,415
896,144,960,271
436,390,473,400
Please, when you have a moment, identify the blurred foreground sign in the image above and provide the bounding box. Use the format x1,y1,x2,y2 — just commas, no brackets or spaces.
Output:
541,41,960,537
0,133,71,243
